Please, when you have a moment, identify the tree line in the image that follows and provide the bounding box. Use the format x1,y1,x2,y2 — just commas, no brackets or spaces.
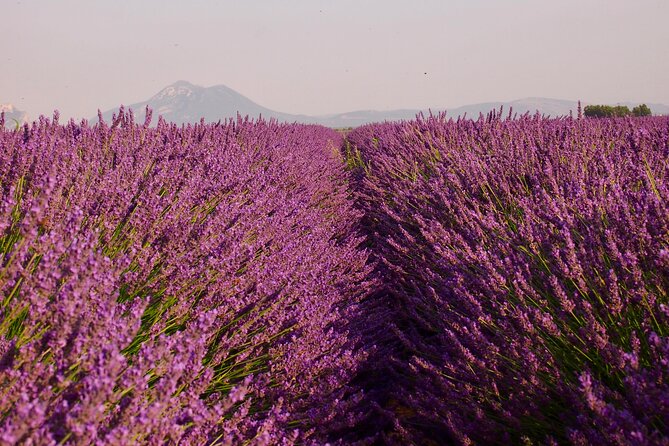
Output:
584,103,652,118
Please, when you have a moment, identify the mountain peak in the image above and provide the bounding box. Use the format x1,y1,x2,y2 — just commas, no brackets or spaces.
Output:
101,81,293,125
172,80,198,87
0,103,17,113
151,81,202,101
1,103,30,128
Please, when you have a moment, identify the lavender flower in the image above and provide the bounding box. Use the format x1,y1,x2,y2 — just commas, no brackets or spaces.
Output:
347,112,669,445
0,111,370,444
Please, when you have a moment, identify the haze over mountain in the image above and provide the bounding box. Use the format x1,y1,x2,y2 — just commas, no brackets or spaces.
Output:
0,104,29,128
95,81,669,128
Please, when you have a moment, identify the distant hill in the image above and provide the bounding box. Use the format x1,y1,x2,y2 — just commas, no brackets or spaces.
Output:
322,98,582,125
447,98,578,119
96,82,669,127
97,80,311,125
1,104,29,128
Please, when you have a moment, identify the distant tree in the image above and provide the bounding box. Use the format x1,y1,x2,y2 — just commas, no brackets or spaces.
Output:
583,105,596,118
613,105,631,117
632,103,652,117
584,104,631,118
584,105,609,118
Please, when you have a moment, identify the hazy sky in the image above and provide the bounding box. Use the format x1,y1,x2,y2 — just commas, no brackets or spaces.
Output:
1,0,668,120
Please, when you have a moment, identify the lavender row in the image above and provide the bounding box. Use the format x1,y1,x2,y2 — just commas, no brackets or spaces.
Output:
0,110,370,445
346,112,669,445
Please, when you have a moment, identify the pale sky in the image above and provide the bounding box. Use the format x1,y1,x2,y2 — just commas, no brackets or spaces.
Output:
1,0,668,120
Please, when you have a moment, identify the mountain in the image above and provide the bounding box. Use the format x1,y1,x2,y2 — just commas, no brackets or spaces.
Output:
98,80,311,125
1,104,29,128
100,84,581,127
98,82,669,127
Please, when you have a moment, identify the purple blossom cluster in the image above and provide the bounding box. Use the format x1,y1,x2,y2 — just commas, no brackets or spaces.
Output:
0,110,370,444
346,112,669,445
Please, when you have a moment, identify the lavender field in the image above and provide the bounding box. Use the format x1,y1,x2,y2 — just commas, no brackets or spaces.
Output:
0,109,668,445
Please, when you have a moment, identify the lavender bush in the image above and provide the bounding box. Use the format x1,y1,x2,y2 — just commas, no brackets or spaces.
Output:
0,110,370,444
347,112,669,445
